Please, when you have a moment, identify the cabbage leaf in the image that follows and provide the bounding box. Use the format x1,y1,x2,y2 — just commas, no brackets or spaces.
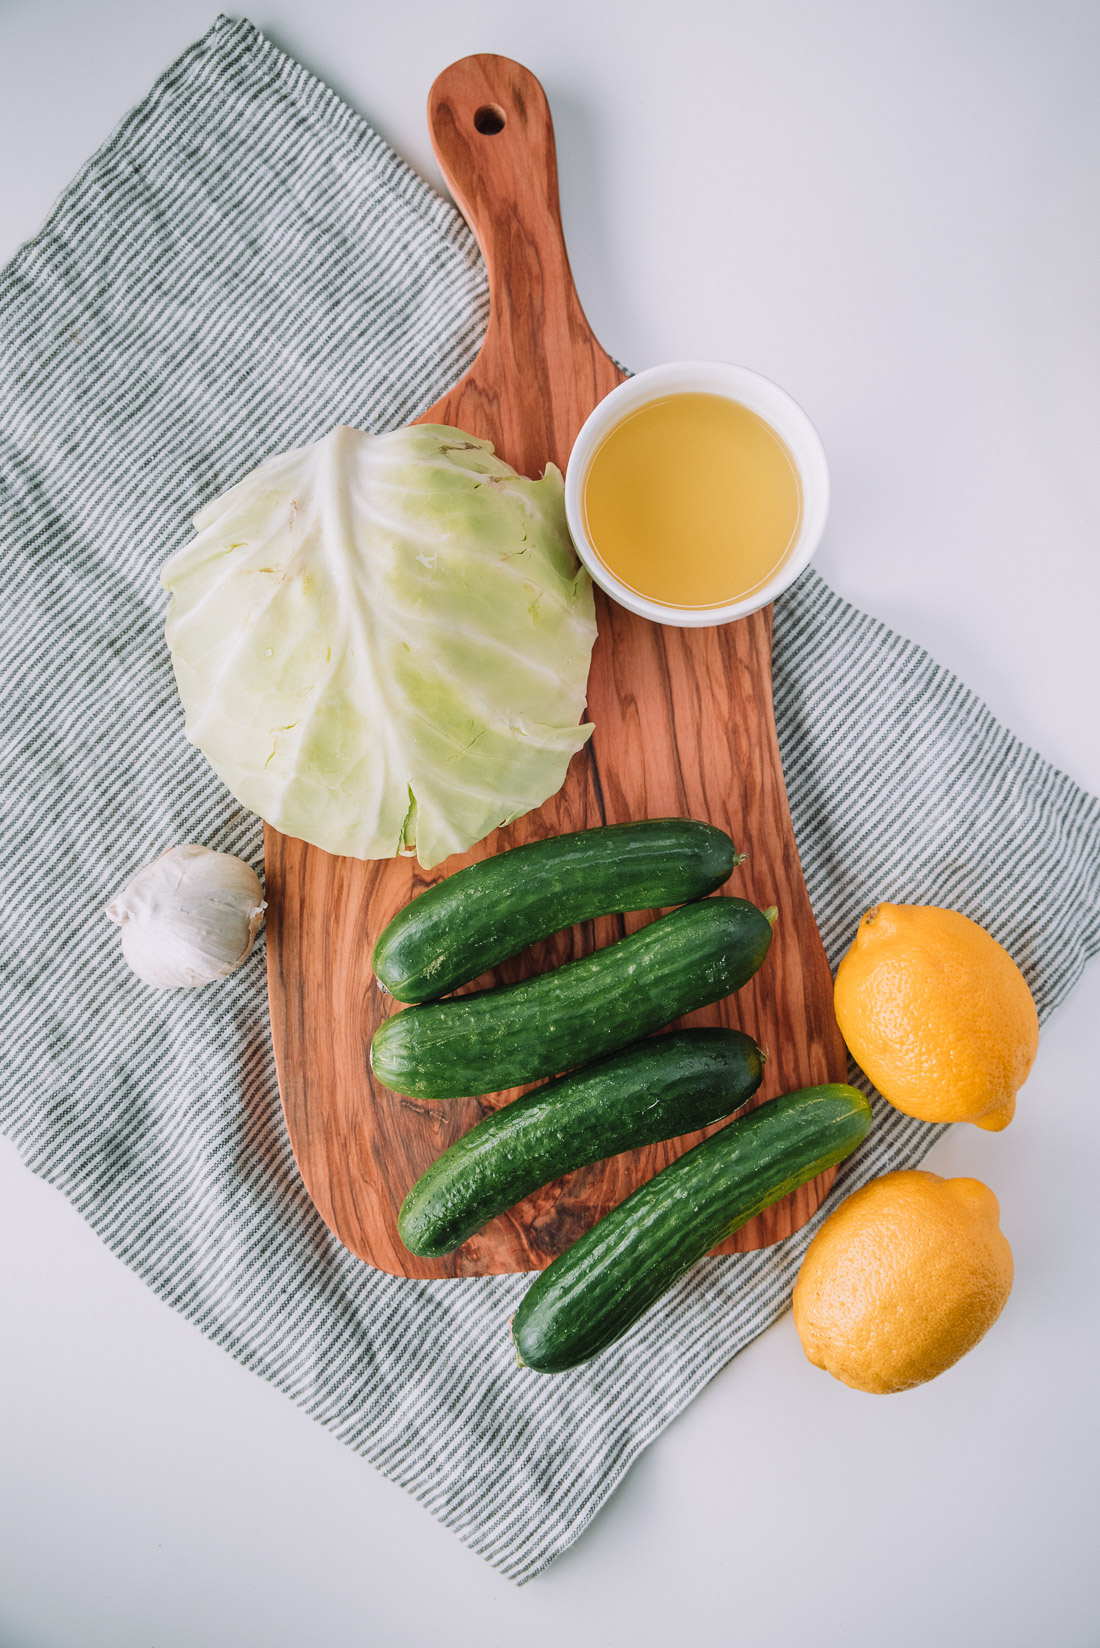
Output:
162,425,597,867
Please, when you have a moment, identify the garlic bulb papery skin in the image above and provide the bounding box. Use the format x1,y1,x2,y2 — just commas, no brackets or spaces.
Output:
105,845,266,989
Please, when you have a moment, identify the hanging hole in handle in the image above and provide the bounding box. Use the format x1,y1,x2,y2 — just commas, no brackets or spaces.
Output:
473,104,506,136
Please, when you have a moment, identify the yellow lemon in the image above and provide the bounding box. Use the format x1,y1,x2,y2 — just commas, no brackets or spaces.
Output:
792,1170,1013,1393
833,904,1038,1130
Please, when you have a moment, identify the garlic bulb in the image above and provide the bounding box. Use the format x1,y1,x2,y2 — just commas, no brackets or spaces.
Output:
106,845,266,988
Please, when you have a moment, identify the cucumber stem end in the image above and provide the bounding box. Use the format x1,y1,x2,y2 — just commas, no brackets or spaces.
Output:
509,1315,528,1368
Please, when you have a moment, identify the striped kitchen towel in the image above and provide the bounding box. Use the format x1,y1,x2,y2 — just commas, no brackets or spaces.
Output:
2,16,1098,1583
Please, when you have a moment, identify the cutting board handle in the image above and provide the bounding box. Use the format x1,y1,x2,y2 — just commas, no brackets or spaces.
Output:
427,54,612,475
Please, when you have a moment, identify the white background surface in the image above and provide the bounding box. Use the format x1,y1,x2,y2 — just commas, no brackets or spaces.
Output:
2,2,1099,1644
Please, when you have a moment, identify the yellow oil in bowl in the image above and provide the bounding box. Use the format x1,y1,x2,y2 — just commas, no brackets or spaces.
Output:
580,392,802,609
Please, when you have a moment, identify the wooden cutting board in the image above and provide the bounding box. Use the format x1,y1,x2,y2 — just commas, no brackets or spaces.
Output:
265,53,849,1278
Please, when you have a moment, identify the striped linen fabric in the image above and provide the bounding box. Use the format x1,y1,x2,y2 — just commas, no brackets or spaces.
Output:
2,16,1098,1583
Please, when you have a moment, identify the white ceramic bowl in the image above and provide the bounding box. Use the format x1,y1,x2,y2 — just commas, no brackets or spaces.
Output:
564,360,830,628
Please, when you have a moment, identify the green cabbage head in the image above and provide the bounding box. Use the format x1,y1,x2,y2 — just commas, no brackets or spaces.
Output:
162,425,597,867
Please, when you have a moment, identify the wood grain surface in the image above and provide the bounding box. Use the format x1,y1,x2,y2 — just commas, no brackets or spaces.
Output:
265,53,849,1277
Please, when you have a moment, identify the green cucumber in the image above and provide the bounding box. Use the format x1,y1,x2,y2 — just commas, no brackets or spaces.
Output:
511,1084,872,1373
399,1029,765,1257
373,819,739,1003
370,897,775,1101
